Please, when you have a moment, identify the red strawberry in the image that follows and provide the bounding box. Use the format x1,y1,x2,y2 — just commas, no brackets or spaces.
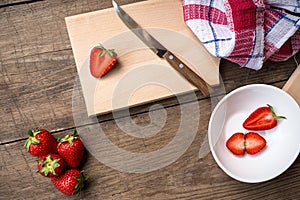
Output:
37,154,64,177
57,129,84,168
89,44,117,78
51,169,89,196
226,132,245,155
24,128,58,157
245,132,267,155
243,104,286,130
226,132,266,155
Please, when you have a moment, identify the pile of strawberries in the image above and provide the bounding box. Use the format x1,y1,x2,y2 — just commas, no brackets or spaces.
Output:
24,128,88,196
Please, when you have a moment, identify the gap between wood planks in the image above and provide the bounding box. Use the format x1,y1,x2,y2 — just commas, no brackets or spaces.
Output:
0,88,217,146
0,76,290,147
0,0,44,9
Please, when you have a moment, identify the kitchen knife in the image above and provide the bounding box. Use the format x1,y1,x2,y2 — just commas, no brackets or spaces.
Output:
112,0,212,97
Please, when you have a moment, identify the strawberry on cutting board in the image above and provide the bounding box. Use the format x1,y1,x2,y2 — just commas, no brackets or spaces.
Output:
37,154,64,177
243,104,286,130
89,44,117,78
226,132,266,155
51,169,89,196
57,129,84,168
24,128,58,157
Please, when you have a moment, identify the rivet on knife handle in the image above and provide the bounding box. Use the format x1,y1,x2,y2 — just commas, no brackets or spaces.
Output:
163,51,211,97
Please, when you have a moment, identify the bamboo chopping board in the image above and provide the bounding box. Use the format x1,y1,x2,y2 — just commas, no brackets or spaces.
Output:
283,65,300,106
65,0,220,116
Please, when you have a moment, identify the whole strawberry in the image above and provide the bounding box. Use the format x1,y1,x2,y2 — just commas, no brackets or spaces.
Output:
51,169,89,196
89,44,117,78
24,128,58,157
37,154,64,177
57,129,84,168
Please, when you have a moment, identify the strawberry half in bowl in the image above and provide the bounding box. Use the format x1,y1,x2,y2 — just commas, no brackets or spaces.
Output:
208,84,300,183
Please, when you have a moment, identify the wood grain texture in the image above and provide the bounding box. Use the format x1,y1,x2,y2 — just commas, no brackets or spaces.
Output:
0,0,297,143
0,52,297,144
0,0,41,7
0,0,136,143
1,99,300,199
1,0,300,199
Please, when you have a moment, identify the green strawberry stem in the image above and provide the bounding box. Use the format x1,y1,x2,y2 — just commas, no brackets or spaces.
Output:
24,128,41,151
95,44,116,57
58,128,79,146
74,171,89,196
267,104,287,119
37,154,61,176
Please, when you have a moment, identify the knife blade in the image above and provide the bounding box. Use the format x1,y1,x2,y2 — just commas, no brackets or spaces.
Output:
112,0,212,97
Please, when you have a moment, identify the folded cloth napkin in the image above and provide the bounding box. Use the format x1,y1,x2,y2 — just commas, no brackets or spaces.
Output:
183,0,300,70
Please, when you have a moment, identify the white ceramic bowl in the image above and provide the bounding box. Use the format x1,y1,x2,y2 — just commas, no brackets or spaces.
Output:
208,84,300,183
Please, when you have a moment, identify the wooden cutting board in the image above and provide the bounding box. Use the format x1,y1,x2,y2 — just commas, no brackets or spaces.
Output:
283,65,300,106
65,0,220,116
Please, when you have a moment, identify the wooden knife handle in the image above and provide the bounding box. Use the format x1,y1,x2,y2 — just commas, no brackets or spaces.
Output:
163,51,212,97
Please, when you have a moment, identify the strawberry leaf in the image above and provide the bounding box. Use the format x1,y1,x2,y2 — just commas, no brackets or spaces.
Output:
99,49,106,57
24,130,40,151
28,130,34,137
267,104,286,119
108,50,113,57
37,155,62,177
72,128,78,137
73,171,89,195
58,128,79,146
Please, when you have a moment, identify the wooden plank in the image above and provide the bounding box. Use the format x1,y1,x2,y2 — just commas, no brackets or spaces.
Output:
0,51,298,144
0,0,142,144
0,50,77,144
0,0,39,7
0,0,299,143
0,0,132,62
1,99,300,199
1,0,300,199
65,0,221,116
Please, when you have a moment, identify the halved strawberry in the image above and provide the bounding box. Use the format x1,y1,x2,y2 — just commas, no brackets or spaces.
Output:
89,44,117,78
226,132,267,155
245,132,267,155
243,104,286,130
226,132,245,155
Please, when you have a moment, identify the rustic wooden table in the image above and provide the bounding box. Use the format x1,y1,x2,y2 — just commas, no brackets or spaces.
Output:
1,0,299,199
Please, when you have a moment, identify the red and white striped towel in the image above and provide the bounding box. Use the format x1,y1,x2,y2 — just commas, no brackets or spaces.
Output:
183,0,300,70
